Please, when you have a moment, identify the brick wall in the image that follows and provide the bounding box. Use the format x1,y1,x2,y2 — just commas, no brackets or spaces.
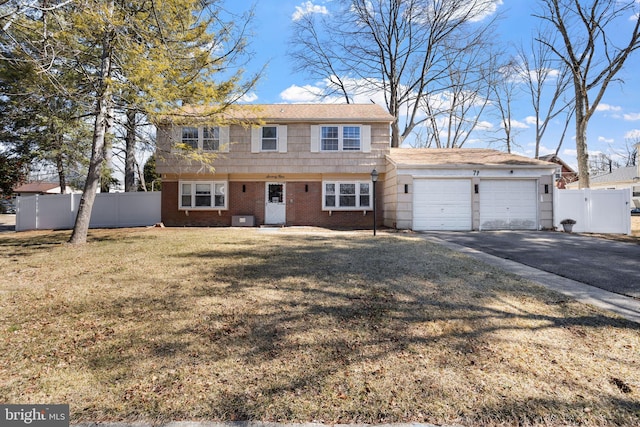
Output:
161,181,384,229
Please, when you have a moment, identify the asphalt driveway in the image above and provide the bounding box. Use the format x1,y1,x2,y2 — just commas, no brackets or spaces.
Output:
0,214,15,233
427,230,640,300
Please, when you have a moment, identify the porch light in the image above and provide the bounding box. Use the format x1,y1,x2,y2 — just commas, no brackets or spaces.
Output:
371,169,378,236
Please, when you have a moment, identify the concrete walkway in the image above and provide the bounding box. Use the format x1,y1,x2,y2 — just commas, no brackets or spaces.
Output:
421,234,640,324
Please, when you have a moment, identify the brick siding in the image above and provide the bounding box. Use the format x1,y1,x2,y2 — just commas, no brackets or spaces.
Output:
161,181,383,229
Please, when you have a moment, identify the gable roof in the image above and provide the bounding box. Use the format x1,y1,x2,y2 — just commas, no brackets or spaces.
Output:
590,166,638,184
14,182,60,193
539,154,576,173
164,103,395,124
388,148,557,168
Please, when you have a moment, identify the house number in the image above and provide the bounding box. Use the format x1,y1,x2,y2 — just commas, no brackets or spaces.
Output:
473,170,480,176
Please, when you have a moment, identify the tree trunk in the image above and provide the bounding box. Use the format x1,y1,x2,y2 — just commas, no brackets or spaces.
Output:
124,109,137,192
574,87,590,189
55,148,66,194
69,11,114,244
100,137,112,193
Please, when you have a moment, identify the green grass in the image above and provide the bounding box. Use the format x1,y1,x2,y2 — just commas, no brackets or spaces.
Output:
1,227,638,426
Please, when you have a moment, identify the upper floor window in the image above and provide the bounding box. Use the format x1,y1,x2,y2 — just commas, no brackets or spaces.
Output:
320,126,360,151
321,126,339,151
262,126,278,151
251,125,288,153
179,181,227,210
311,125,370,153
182,127,199,149
179,126,228,152
323,181,371,210
203,127,220,151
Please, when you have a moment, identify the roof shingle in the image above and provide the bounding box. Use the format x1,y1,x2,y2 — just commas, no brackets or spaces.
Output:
388,148,556,167
166,103,395,123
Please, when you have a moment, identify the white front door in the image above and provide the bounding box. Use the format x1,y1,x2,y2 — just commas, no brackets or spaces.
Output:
265,183,286,225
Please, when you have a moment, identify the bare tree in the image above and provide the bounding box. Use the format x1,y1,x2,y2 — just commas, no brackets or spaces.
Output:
416,39,495,148
489,59,522,153
290,0,501,147
535,0,640,188
516,36,574,158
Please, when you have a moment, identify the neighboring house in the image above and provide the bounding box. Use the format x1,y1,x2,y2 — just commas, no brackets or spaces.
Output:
538,154,577,189
565,143,640,208
13,182,75,197
156,104,557,230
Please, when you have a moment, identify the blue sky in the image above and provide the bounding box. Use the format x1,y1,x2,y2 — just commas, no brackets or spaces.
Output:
226,0,640,169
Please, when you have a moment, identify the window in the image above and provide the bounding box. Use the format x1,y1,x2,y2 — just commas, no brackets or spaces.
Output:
262,126,278,151
323,181,372,210
179,181,227,209
203,127,220,151
181,127,199,149
321,126,339,151
179,126,224,151
320,125,361,151
343,126,361,150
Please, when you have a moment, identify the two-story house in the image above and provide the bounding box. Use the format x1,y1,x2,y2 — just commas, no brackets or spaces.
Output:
156,104,558,231
156,104,393,228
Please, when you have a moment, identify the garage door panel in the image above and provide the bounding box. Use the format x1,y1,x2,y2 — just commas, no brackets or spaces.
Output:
413,179,472,231
480,180,537,230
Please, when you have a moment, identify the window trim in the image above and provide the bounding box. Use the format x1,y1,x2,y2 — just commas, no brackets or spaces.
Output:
261,126,278,151
179,126,226,152
202,126,220,151
179,181,228,210
320,125,362,152
322,181,372,211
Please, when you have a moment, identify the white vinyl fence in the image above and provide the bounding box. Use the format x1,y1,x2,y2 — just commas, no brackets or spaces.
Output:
16,192,161,231
555,189,630,234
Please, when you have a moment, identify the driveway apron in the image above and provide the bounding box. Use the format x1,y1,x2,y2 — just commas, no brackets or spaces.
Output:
427,231,640,299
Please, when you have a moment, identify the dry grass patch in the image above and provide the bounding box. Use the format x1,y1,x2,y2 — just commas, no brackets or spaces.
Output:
1,227,639,426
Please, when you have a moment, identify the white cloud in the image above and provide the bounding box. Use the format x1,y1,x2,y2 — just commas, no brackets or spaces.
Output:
465,0,503,23
292,1,329,21
562,148,577,157
598,136,614,144
624,129,640,140
623,112,640,121
538,145,557,156
475,121,494,131
279,84,326,102
596,103,622,112
510,119,529,130
239,92,258,103
524,116,537,125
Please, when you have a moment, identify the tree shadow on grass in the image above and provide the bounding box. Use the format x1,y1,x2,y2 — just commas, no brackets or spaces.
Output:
20,231,639,425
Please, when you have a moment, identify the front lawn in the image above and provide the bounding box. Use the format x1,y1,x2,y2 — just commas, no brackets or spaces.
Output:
0,227,638,426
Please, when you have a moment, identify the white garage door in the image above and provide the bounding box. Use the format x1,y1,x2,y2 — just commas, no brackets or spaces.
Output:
480,180,538,230
413,179,472,231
